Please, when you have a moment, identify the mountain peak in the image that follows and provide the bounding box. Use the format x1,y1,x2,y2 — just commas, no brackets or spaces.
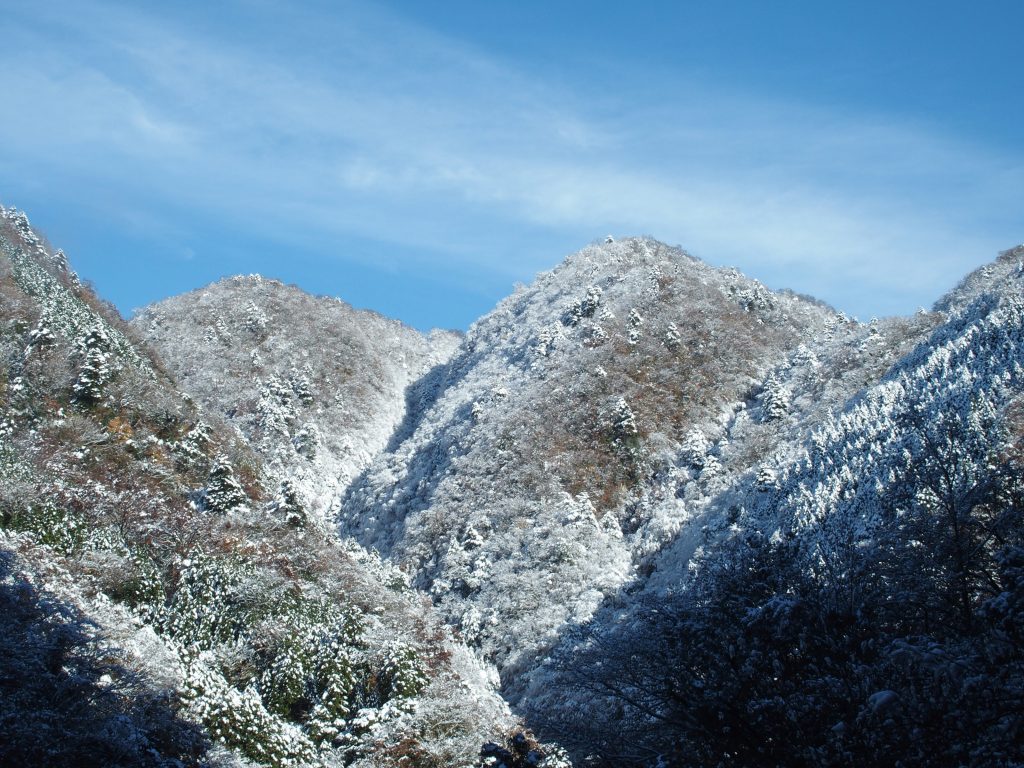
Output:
7,204,1024,767
934,244,1024,314
133,276,460,518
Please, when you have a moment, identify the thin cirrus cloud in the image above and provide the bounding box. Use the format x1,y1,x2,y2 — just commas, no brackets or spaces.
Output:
0,0,1021,326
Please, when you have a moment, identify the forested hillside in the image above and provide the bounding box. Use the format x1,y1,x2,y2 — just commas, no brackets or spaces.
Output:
530,247,1024,766
3,201,1023,767
133,278,460,523
336,238,936,696
0,206,520,768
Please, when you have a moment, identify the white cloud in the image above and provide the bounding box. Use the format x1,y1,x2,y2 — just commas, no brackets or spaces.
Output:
0,0,1020,318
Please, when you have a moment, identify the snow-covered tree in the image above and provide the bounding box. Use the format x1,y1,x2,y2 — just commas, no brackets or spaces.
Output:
563,286,603,326
700,452,722,480
756,465,777,491
762,374,790,421
628,308,644,345
72,326,113,406
609,396,638,439
471,401,485,423
288,367,314,406
175,420,212,467
204,455,248,513
681,427,710,468
243,300,268,335
535,327,560,358
25,317,56,357
664,322,681,350
182,656,316,767
274,478,305,527
292,424,319,458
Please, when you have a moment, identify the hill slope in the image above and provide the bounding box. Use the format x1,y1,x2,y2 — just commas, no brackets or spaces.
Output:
337,237,926,690
336,235,1024,768
527,245,1024,766
133,278,460,523
7,199,1024,767
0,205,517,767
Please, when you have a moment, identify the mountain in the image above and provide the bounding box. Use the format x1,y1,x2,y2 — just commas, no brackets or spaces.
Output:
4,200,1024,767
331,236,1023,765
133,277,460,523
527,246,1024,765
0,206,520,768
335,237,934,691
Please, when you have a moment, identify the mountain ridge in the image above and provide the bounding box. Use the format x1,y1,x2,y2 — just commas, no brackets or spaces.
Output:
0,205,522,768
334,237,920,690
4,201,1024,766
132,274,462,523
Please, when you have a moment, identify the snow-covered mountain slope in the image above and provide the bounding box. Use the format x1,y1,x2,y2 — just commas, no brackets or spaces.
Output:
338,237,927,691
9,195,1023,766
0,206,520,767
519,245,1024,765
133,278,461,521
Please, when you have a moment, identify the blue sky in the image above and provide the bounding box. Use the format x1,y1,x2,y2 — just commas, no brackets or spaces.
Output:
1,0,1021,330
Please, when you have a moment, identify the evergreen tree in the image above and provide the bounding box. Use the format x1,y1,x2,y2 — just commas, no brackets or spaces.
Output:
72,326,112,406
288,367,314,406
610,396,638,439
761,374,790,421
243,300,268,335
755,465,777,491
700,452,722,480
275,479,305,527
175,421,213,467
681,427,709,468
204,455,248,514
664,322,681,350
25,318,56,357
563,286,602,326
292,425,318,458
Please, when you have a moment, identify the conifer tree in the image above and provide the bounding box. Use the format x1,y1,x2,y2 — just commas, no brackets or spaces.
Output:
610,396,638,439
762,374,790,421
756,465,777,491
25,318,56,357
682,427,709,468
275,478,305,527
204,455,248,513
72,326,112,406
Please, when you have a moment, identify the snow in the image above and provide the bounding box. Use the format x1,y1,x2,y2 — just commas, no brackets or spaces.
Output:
7,205,1024,766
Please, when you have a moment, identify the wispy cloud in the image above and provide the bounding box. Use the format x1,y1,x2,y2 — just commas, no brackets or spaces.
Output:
1,0,1020,320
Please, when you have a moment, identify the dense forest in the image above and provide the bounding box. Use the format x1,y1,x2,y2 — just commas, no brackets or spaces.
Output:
3,203,1023,766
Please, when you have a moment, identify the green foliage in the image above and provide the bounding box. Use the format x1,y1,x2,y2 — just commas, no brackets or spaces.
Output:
306,646,358,746
258,604,365,743
114,550,166,621
157,553,416,760
0,551,209,767
261,642,316,719
204,455,248,513
161,554,254,650
183,657,317,768
375,642,428,701
2,502,86,555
